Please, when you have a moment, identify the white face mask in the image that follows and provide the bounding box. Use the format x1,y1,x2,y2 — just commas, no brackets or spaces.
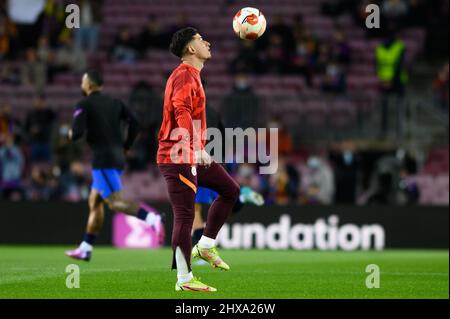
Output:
307,157,320,169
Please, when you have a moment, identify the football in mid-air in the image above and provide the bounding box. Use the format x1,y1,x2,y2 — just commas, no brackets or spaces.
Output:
233,7,267,40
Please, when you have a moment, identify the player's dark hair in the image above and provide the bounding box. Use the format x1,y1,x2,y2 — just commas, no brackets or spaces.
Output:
169,27,198,58
86,70,104,87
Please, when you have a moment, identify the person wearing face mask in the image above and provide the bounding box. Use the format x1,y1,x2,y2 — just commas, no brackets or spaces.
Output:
221,74,260,129
321,60,346,94
234,74,250,91
329,140,359,204
303,156,335,205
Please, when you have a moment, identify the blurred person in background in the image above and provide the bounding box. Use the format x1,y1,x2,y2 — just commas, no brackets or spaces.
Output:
20,47,47,94
266,115,293,157
110,25,137,64
0,11,18,61
230,40,264,74
35,35,59,83
0,103,23,145
366,169,397,205
257,14,294,54
321,0,360,18
235,163,257,188
432,62,449,112
27,163,57,200
36,35,53,66
290,27,319,87
399,182,420,205
375,28,408,140
55,160,90,202
53,36,87,75
0,133,24,200
164,11,193,45
291,14,305,44
365,148,416,205
382,0,409,29
25,95,57,163
128,80,163,164
75,0,102,53
264,33,290,74
329,140,359,204
317,42,332,73
41,0,66,47
366,150,401,205
125,127,154,171
301,156,335,205
398,156,420,205
0,61,20,85
321,60,347,94
221,74,260,129
126,79,162,171
36,34,60,83
53,123,83,173
129,81,163,128
331,29,351,66
136,15,166,55
260,156,299,205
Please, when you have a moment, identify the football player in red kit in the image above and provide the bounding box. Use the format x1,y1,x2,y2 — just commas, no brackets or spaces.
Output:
157,27,240,292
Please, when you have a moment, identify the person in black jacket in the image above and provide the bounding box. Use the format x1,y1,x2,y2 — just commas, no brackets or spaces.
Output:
65,70,164,262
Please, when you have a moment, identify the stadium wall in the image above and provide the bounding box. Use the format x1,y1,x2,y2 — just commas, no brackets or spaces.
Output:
0,202,448,249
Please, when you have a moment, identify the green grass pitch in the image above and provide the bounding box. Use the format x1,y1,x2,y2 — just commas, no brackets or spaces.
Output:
0,246,448,299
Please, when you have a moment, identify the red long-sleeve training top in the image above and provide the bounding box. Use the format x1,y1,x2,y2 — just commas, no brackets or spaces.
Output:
157,63,206,164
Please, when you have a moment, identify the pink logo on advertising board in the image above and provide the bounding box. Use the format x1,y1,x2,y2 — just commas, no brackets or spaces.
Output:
113,203,165,249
